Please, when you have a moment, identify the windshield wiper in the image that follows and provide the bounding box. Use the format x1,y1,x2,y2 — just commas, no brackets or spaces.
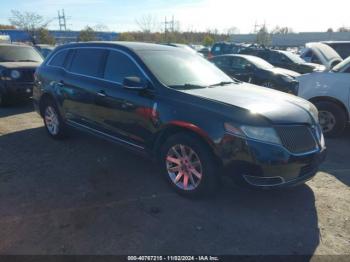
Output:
169,83,207,90
209,80,238,87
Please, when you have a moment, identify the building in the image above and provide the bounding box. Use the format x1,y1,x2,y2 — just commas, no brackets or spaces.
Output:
231,32,350,47
0,29,118,44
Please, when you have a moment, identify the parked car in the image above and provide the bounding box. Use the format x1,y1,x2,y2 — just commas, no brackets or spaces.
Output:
297,56,350,137
198,47,211,58
34,44,55,58
0,43,43,105
241,48,325,74
33,42,326,196
164,43,203,56
210,42,252,58
300,42,343,69
210,54,300,94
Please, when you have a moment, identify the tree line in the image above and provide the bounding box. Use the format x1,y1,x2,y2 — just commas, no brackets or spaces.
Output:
1,10,350,46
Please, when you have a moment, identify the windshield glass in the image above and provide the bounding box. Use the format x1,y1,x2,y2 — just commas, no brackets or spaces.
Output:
245,56,274,69
0,45,43,62
332,56,350,72
280,51,305,64
139,50,233,87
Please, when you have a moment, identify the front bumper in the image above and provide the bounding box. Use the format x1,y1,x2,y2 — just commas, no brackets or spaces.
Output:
2,81,34,99
219,135,326,188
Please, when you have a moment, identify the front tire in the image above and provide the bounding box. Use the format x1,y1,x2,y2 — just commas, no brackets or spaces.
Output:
43,100,67,139
160,133,220,197
315,101,347,138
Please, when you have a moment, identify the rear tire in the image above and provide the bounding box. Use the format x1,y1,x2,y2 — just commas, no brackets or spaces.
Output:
160,133,221,197
42,99,67,139
315,101,347,138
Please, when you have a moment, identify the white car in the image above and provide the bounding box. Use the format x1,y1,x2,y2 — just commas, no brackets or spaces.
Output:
300,42,343,70
297,57,350,137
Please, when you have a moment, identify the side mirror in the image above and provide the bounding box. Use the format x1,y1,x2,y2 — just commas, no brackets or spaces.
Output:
123,76,148,90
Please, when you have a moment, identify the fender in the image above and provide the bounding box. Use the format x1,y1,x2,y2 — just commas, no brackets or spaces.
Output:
165,120,215,148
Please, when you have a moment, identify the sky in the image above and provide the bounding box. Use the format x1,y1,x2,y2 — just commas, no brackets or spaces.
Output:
0,0,349,33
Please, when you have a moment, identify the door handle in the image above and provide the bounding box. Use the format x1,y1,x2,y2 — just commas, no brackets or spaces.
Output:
96,90,106,97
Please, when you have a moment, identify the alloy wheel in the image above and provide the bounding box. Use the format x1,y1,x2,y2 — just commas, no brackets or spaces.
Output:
166,144,203,191
44,106,60,135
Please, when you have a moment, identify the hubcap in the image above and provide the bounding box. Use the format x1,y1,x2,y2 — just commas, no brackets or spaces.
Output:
166,144,203,191
44,106,60,135
319,110,336,133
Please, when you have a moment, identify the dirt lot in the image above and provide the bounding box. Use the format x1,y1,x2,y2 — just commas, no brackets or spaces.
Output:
0,102,349,256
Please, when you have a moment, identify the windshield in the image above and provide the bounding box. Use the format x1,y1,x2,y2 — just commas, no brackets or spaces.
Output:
0,45,43,63
245,56,274,69
332,56,350,72
139,50,233,88
280,51,305,64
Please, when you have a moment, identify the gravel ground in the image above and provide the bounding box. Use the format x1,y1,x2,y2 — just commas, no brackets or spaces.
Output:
0,102,349,256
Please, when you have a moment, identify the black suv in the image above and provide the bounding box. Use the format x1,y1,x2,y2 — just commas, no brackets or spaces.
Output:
210,42,247,57
33,42,326,196
210,54,300,94
241,48,324,74
0,44,43,105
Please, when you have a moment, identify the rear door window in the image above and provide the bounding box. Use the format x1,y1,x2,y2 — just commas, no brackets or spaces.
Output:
103,50,143,83
70,48,106,77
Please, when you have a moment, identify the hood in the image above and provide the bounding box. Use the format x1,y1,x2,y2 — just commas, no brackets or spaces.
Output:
0,61,41,69
305,43,343,70
269,67,300,78
182,83,317,124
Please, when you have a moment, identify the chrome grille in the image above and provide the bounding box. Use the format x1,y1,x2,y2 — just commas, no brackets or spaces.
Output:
275,125,317,154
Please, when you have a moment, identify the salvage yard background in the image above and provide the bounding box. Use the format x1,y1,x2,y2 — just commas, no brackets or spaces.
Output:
0,103,349,255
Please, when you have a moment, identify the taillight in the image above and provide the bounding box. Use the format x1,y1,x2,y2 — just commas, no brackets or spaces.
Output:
207,52,213,59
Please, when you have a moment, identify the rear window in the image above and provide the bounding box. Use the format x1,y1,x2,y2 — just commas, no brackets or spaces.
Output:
49,50,68,67
70,48,105,77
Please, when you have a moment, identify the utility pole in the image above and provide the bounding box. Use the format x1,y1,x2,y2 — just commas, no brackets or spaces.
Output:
58,9,67,31
253,21,265,33
164,16,177,42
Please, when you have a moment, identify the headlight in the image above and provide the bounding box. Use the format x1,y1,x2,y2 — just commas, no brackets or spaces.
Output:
309,104,319,123
10,70,21,79
224,123,281,145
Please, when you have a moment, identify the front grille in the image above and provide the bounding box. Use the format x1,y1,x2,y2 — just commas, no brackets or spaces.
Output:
275,125,317,154
19,69,35,82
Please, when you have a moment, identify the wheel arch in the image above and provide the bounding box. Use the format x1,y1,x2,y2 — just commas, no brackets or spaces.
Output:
309,96,349,121
38,92,57,117
152,122,222,166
